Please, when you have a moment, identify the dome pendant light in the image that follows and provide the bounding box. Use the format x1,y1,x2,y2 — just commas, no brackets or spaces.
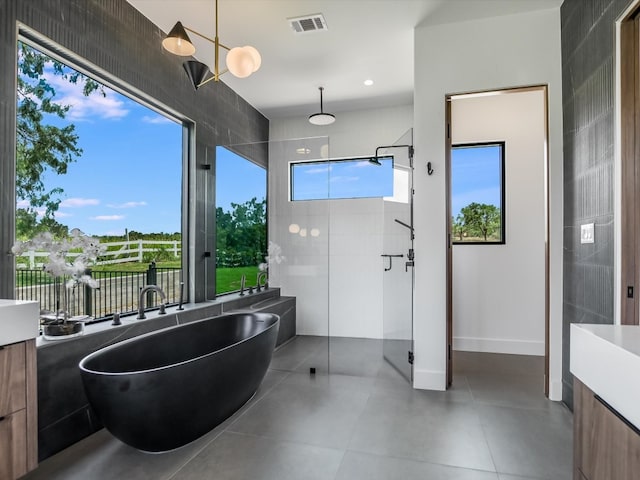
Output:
309,87,335,125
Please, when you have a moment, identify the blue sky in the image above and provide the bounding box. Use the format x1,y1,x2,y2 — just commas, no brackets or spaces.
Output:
291,157,393,201
451,144,503,218
20,48,265,237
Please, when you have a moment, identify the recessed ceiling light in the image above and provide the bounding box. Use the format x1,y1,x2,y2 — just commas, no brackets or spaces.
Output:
364,79,374,86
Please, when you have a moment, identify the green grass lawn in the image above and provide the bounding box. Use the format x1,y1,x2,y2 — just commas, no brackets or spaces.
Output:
16,261,261,295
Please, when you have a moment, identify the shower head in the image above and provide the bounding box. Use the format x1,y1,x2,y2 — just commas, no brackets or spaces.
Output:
368,157,382,166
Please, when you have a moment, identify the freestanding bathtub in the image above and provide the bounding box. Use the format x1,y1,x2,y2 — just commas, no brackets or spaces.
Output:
79,312,279,452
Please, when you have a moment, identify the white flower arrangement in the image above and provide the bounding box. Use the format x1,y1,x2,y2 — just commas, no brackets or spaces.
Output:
259,241,285,272
12,228,105,290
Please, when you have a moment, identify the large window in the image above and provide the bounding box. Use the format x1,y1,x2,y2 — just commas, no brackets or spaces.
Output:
290,156,393,201
215,146,267,295
14,41,183,320
451,142,505,244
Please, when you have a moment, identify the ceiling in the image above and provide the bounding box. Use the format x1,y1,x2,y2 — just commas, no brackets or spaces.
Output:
127,0,563,120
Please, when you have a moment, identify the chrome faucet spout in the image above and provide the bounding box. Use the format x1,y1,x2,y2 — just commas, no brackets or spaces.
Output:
256,271,268,292
239,274,246,296
137,285,167,320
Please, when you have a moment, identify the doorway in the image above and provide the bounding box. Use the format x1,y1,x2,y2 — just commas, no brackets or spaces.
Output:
445,87,550,396
619,3,640,325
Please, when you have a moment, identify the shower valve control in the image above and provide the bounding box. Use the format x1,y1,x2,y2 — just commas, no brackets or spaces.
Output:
405,261,414,272
407,249,414,261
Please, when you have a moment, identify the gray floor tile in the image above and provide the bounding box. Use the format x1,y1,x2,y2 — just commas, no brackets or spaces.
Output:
478,403,573,479
453,352,544,376
227,373,371,449
348,393,496,471
170,431,344,480
270,335,327,371
24,340,572,480
498,475,547,480
336,451,500,480
22,428,220,480
465,372,549,410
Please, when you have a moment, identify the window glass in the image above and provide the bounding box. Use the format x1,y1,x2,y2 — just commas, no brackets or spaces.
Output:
451,142,505,244
291,156,393,201
14,41,183,320
215,146,267,295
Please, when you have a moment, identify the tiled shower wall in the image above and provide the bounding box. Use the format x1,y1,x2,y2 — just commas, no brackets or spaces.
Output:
560,0,631,407
0,0,269,302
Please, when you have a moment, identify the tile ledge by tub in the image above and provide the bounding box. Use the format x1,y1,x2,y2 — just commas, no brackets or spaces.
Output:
35,288,280,349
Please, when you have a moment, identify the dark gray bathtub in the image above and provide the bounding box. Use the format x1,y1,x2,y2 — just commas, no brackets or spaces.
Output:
79,312,279,452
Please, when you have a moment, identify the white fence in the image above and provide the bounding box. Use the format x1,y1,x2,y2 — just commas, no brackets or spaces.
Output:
16,240,181,269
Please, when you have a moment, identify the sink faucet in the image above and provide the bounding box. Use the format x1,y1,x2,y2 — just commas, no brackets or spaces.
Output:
256,271,268,292
239,274,246,296
137,285,167,319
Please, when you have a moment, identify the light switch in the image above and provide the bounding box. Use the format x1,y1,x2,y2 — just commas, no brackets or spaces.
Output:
581,223,594,244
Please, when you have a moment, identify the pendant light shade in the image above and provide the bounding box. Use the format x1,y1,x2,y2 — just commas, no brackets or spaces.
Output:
162,22,196,56
162,0,261,87
309,87,335,126
183,61,211,90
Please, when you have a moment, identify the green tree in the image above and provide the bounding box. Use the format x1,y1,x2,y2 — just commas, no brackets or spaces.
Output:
16,42,103,239
459,202,501,241
452,214,466,241
216,198,266,267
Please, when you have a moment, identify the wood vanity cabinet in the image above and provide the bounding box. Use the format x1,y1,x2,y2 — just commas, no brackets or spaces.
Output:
574,378,640,480
0,340,37,479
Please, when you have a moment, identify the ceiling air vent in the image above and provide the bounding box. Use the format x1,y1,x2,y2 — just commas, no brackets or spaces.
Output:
288,14,328,34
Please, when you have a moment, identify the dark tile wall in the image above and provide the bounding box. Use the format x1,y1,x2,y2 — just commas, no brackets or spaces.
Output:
0,0,269,301
560,0,632,407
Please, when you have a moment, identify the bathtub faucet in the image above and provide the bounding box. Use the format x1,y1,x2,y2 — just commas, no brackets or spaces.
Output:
137,285,167,320
256,271,268,292
239,274,246,296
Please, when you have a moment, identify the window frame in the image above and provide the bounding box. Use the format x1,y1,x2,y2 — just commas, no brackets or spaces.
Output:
451,141,506,245
15,31,190,321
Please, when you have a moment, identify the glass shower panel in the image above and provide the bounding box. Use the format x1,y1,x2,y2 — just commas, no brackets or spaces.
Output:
221,137,330,373
268,137,330,373
381,129,414,382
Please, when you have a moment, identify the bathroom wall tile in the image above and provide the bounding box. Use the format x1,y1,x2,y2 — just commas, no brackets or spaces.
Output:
560,0,627,406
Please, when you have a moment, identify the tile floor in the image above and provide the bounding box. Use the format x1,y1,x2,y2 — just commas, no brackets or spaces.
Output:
24,337,573,480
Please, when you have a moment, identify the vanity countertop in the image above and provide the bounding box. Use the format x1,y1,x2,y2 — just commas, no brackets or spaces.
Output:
0,299,40,346
571,323,640,428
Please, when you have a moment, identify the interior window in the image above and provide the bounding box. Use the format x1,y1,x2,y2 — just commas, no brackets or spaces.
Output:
451,142,505,244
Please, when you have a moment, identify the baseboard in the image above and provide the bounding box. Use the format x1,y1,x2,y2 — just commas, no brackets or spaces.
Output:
412,368,446,391
453,336,545,356
548,379,563,401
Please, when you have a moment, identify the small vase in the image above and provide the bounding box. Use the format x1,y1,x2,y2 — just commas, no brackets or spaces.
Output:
43,321,84,340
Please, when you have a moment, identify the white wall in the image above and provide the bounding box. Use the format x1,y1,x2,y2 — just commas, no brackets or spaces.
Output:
269,105,413,338
414,7,564,399
451,90,546,356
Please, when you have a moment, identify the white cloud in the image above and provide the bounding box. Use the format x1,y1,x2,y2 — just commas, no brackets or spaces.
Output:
43,70,129,121
60,197,100,208
91,215,125,221
107,201,147,209
142,115,173,125
16,199,30,208
304,166,332,175
330,176,359,183
54,211,72,218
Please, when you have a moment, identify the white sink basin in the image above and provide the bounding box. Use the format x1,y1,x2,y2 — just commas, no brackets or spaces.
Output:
0,299,40,346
